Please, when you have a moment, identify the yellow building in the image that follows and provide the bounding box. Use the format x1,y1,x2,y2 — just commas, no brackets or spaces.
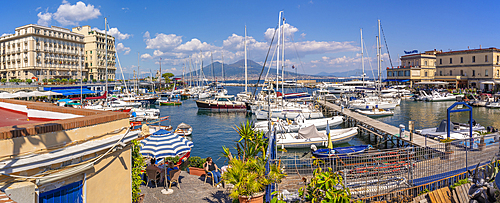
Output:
0,24,85,81
386,50,438,87
435,47,500,90
0,99,140,203
72,26,116,81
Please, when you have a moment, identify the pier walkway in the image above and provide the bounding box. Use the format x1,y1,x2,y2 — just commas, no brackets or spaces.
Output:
315,100,441,147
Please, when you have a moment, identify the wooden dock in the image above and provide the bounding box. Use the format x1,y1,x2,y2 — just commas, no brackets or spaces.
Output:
315,100,441,148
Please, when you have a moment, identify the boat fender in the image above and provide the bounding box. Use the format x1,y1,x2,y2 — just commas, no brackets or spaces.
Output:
314,105,319,109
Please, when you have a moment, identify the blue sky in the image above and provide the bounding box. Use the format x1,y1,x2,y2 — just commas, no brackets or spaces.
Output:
1,0,499,77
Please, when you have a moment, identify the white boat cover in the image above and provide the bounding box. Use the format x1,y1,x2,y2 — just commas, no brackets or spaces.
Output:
298,125,325,139
177,122,192,129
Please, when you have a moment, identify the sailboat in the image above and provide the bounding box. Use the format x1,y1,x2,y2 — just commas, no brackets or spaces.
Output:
350,21,397,115
237,26,252,101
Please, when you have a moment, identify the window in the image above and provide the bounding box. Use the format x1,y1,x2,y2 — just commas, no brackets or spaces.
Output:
450,70,452,75
460,57,463,63
449,58,452,64
486,70,489,76
485,55,488,62
424,61,428,66
497,70,499,76
440,71,442,76
424,72,428,77
472,56,475,62
90,63,92,66
440,59,442,64
90,51,92,54
461,70,464,76
473,70,475,76
497,55,499,63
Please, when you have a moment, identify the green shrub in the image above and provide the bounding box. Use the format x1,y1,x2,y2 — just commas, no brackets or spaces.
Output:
187,156,205,168
450,179,470,190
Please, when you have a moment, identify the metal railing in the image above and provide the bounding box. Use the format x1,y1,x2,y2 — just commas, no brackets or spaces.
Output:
273,134,499,200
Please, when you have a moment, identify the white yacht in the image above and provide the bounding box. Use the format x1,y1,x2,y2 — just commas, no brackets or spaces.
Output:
275,125,358,148
330,80,376,94
253,115,343,133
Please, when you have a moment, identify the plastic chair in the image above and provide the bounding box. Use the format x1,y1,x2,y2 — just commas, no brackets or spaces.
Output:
168,169,181,189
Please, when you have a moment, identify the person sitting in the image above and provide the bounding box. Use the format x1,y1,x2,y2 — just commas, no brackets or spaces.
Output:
166,162,179,181
146,158,164,184
204,157,222,187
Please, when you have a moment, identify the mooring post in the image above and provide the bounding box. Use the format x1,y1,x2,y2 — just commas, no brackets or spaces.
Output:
409,121,414,142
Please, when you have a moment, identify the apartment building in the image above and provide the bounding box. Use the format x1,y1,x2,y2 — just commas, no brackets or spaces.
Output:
0,24,85,81
72,26,116,81
386,50,438,86
435,47,500,90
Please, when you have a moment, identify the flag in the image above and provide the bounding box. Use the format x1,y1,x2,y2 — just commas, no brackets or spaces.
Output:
326,120,333,150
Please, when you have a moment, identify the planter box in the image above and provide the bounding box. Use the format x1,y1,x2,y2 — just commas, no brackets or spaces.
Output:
189,167,206,176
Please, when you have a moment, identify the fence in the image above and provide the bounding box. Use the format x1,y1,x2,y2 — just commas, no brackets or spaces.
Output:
273,134,499,200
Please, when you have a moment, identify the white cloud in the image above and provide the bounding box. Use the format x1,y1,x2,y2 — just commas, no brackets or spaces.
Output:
93,27,131,40
1,33,12,37
116,43,131,55
36,7,42,11
264,23,299,42
50,0,101,26
144,33,183,50
143,31,150,38
141,53,152,59
37,11,52,26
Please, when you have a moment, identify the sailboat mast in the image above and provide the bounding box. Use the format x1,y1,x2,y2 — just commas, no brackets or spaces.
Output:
377,19,381,96
281,16,285,97
159,57,162,90
221,51,224,83
105,17,108,103
211,51,215,83
276,11,282,91
137,52,139,95
244,25,248,93
360,28,364,85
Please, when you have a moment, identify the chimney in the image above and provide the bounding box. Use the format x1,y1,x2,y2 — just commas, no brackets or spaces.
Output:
468,46,469,49
480,45,482,49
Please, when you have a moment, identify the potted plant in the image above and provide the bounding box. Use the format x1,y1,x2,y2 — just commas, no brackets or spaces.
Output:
478,131,489,151
222,121,285,203
187,156,206,176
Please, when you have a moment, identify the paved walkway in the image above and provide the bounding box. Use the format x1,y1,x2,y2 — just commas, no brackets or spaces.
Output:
140,171,232,203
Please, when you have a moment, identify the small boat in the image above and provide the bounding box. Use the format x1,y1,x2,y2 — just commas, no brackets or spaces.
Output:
415,119,485,140
275,125,358,148
355,108,394,117
157,99,182,106
253,115,343,133
312,145,372,158
195,95,247,112
486,102,500,108
174,123,193,136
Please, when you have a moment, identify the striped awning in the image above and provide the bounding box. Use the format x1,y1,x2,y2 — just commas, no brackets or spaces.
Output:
140,129,193,158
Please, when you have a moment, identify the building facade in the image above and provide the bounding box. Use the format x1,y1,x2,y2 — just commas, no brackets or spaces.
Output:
72,26,116,81
0,24,85,81
435,48,500,90
386,50,438,86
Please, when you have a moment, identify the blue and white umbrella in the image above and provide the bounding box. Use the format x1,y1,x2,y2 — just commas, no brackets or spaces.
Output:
140,129,194,158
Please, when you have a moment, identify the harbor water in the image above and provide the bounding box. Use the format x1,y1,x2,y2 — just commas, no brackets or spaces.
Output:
157,85,500,166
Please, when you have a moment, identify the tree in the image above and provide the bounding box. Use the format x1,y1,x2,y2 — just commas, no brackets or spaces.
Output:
162,73,174,84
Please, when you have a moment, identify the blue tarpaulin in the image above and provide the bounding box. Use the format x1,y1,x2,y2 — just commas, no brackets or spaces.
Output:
52,88,96,96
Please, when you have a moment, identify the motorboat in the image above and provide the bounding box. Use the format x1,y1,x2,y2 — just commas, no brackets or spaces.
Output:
121,94,158,104
329,80,375,94
415,119,485,140
254,115,343,133
195,95,247,112
425,91,459,102
255,106,324,120
130,108,160,120
348,97,398,110
174,123,193,136
313,89,337,102
355,108,394,117
109,100,142,108
311,145,372,158
275,125,358,148
486,102,500,108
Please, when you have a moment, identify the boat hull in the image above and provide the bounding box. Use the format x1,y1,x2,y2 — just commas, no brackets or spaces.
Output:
160,102,182,106
312,145,371,158
277,127,358,148
195,100,247,112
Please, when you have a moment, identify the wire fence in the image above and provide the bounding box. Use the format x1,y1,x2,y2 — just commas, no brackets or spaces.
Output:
274,134,499,200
